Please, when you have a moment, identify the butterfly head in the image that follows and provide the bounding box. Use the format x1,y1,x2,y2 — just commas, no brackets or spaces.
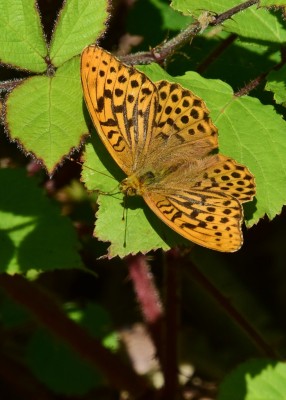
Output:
119,176,140,197
119,180,136,196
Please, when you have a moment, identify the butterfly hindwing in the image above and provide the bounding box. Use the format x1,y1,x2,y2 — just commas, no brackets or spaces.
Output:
149,80,218,159
144,190,243,252
192,154,256,203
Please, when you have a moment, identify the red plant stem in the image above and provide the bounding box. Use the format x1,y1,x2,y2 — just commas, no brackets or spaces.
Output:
128,254,163,325
127,252,182,400
127,254,165,370
0,274,150,397
185,262,280,359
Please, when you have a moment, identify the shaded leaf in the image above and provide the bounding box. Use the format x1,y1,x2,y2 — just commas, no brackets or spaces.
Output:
265,66,286,105
218,359,286,400
0,168,82,273
171,0,286,42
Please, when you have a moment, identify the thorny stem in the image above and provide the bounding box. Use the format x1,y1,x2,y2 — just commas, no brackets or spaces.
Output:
234,72,269,97
0,79,24,92
120,0,259,65
235,46,286,96
121,0,286,97
0,0,271,95
212,0,259,26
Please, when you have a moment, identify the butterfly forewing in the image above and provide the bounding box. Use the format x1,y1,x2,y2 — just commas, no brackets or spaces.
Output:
81,46,158,175
81,47,132,173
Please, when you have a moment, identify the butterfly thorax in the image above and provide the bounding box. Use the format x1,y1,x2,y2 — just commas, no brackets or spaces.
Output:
119,171,156,197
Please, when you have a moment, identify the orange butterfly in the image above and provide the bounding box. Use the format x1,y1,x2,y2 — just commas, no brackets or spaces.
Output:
81,45,255,252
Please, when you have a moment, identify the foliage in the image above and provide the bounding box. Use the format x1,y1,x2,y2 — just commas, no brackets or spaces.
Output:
0,0,286,399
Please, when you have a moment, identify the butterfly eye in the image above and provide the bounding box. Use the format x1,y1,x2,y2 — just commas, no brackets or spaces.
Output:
119,180,138,196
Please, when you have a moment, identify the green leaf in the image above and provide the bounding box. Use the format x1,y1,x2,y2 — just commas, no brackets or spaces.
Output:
141,63,286,226
49,0,109,67
0,168,83,273
171,0,240,15
3,0,109,173
6,56,88,174
171,0,286,42
265,66,286,105
224,8,286,42
260,0,286,5
218,359,286,400
150,0,193,30
0,0,47,72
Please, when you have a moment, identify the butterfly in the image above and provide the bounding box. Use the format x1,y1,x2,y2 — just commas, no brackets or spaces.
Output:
80,45,256,252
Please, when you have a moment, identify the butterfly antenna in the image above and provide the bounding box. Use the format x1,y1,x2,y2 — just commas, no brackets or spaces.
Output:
70,157,116,181
71,157,122,196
